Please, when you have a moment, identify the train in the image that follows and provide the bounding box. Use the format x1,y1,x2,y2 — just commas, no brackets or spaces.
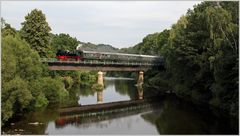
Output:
56,49,163,63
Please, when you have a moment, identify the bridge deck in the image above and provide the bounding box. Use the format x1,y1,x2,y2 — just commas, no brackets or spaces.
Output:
42,59,163,71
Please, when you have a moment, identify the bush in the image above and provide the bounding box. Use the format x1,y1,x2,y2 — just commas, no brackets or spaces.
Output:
62,76,74,89
39,77,68,103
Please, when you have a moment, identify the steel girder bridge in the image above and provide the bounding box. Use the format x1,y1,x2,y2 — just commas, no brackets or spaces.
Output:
40,58,164,72
41,58,164,86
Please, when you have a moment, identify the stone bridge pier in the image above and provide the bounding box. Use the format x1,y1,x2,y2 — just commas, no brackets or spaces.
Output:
97,91,103,103
137,84,143,100
137,71,144,84
97,71,104,87
97,71,104,104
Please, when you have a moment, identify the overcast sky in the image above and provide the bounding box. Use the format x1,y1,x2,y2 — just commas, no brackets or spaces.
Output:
1,1,201,48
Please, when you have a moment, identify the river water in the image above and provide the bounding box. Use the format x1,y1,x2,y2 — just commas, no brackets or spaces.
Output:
2,77,238,135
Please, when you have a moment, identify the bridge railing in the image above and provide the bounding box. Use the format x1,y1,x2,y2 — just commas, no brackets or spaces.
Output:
40,58,163,66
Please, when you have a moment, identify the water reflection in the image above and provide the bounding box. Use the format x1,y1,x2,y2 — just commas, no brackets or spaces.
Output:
2,78,238,135
78,77,139,105
97,90,103,103
114,79,138,100
54,106,153,129
136,84,143,100
52,96,238,134
141,96,238,134
2,107,59,135
50,110,159,135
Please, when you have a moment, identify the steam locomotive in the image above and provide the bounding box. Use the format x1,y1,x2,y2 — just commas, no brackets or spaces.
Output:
56,50,83,61
56,49,163,63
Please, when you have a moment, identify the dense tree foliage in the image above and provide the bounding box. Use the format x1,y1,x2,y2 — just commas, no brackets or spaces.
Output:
1,18,17,37
1,9,97,126
48,33,80,57
119,30,169,55
1,33,68,125
123,1,239,117
20,9,51,57
166,1,238,117
1,12,96,125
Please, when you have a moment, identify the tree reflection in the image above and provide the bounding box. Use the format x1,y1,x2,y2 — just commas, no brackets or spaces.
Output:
103,78,116,87
141,96,238,134
97,90,103,103
60,85,80,107
114,80,138,100
77,86,95,97
2,108,59,135
136,84,143,100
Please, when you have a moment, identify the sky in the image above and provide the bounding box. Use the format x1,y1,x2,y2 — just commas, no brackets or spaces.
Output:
1,1,201,48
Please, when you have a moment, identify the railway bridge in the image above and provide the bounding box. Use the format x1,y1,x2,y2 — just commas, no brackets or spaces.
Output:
41,58,164,86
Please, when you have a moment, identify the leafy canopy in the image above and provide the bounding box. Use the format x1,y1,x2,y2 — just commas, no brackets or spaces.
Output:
20,9,52,57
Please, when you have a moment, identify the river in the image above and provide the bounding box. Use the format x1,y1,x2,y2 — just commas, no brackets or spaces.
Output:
2,77,238,135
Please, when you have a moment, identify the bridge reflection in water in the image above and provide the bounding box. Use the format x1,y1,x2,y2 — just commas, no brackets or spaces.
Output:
54,103,158,129
55,84,149,128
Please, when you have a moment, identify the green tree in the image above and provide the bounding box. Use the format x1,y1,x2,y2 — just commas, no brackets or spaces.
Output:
1,32,67,125
204,4,238,116
1,18,17,38
50,33,80,53
120,29,170,56
125,1,238,117
20,9,51,57
2,35,36,124
2,77,32,123
164,1,238,116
